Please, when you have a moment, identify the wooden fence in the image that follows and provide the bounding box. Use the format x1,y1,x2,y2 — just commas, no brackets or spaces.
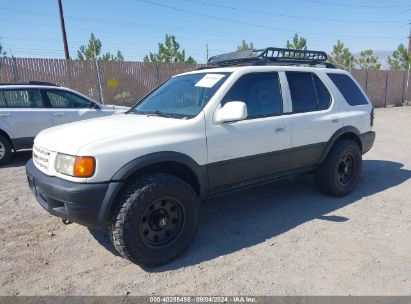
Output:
0,57,410,107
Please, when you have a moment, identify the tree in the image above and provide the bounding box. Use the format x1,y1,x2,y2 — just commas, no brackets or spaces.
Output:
0,40,7,57
144,34,196,64
286,33,307,50
328,40,354,70
236,40,254,52
356,49,381,71
388,43,410,71
77,33,124,61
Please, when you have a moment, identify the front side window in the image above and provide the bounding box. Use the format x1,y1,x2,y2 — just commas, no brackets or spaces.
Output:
286,72,331,113
2,89,44,108
131,72,230,119
327,73,368,106
222,72,282,119
46,90,94,108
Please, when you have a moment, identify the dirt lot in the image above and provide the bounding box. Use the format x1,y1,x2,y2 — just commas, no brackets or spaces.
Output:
0,107,410,296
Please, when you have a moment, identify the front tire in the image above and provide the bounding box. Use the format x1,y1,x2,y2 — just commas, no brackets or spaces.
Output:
0,135,12,165
316,139,362,197
110,174,200,267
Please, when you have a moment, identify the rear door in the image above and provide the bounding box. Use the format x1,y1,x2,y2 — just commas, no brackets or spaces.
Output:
44,89,111,126
0,88,53,149
285,71,343,170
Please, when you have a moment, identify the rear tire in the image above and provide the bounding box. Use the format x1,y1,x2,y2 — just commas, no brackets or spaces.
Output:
0,135,12,166
110,174,200,267
316,139,362,197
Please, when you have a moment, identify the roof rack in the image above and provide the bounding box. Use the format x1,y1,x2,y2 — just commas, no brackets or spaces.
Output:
207,47,336,69
0,81,59,87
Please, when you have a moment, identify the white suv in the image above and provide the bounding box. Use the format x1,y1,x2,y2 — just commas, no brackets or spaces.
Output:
0,82,128,164
26,48,375,267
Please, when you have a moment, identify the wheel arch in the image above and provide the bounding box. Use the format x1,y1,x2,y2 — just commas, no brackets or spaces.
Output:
318,126,362,165
0,128,14,150
98,152,207,225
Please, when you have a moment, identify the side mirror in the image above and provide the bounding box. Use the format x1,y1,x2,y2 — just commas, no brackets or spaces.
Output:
214,101,247,123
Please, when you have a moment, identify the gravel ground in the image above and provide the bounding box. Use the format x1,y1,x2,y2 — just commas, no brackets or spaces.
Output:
0,106,410,296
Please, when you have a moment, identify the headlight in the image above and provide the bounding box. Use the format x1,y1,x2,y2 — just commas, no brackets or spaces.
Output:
55,154,95,177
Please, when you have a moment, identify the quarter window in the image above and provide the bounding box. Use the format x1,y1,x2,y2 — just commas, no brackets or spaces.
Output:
327,73,368,106
286,72,331,113
2,89,44,108
46,90,94,108
222,73,282,119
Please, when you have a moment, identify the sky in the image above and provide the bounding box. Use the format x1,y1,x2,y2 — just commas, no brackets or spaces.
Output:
0,0,410,63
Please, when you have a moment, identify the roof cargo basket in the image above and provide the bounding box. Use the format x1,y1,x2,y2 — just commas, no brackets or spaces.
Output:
207,47,335,68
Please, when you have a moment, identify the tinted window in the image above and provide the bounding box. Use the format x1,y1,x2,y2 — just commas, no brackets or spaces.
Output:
222,73,282,119
327,73,368,106
46,90,94,108
313,75,331,109
0,91,7,107
287,72,331,112
287,72,318,112
3,89,44,108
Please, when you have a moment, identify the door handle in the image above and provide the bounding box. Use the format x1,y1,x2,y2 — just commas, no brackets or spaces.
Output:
52,113,65,117
331,118,340,123
275,126,287,133
0,113,11,117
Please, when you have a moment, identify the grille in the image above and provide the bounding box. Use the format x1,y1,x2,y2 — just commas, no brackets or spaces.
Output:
33,145,50,172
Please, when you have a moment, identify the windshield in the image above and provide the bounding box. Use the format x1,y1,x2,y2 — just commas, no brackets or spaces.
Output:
130,72,231,119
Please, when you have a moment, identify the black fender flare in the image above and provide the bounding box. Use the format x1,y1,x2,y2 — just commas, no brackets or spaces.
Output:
97,152,207,225
318,126,361,164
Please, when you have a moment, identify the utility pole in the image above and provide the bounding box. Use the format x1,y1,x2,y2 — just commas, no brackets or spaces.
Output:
406,24,411,104
58,0,70,59
206,43,209,63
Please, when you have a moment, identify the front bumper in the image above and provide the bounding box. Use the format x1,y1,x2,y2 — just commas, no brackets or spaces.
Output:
26,159,123,227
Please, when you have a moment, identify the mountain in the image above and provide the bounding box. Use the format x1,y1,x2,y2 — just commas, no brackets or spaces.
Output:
353,50,392,70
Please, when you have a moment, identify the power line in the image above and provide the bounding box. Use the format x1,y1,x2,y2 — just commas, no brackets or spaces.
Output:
300,0,411,9
135,0,405,39
179,0,405,24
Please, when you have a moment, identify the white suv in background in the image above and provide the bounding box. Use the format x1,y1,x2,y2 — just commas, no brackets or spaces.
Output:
0,82,128,164
26,48,375,267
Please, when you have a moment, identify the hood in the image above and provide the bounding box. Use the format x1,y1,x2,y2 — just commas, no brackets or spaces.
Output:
34,113,187,155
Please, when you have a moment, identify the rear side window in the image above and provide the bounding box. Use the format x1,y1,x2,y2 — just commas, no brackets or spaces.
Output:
286,72,331,113
0,91,7,107
46,90,94,108
222,72,282,119
327,73,368,106
2,89,44,108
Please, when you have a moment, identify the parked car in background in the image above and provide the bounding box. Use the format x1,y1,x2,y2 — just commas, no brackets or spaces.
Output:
0,82,128,164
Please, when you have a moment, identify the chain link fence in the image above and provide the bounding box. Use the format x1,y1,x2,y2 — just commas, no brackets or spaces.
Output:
0,57,410,107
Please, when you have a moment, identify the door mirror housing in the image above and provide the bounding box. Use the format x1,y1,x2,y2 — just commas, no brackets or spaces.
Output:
214,101,247,123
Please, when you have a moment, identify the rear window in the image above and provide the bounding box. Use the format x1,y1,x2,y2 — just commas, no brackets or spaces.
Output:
327,73,368,106
2,89,44,108
286,72,331,113
0,91,7,107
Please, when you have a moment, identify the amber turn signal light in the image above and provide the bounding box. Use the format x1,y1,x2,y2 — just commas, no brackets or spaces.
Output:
73,156,95,177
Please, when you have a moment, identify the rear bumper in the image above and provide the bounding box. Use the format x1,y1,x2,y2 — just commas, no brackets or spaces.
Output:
26,159,123,227
360,131,376,154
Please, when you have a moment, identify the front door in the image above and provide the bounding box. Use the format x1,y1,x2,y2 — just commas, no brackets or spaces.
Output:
206,72,291,190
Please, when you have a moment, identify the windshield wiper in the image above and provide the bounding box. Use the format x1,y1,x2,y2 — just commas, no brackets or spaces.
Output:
141,110,177,118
